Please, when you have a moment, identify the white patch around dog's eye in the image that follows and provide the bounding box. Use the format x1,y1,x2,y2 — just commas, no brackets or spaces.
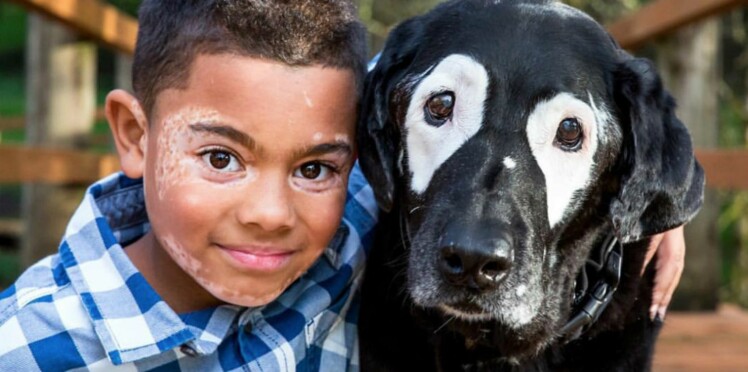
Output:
526,92,602,228
404,54,489,194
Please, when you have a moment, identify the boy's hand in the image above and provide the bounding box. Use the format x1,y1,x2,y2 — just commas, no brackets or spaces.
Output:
642,225,685,321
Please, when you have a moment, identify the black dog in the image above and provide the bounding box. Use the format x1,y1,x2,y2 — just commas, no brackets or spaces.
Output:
357,0,704,371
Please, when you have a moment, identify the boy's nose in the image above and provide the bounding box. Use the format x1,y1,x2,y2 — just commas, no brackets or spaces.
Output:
236,175,295,232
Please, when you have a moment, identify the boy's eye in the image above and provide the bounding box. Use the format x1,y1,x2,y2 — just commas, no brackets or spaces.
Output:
201,150,242,172
294,162,332,180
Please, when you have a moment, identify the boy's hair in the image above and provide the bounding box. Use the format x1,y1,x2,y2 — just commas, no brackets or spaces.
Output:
133,0,367,116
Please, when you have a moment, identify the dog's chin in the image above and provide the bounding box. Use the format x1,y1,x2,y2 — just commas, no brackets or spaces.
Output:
436,302,558,361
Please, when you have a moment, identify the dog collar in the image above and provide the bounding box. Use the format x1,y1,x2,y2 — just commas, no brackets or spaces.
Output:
559,234,623,343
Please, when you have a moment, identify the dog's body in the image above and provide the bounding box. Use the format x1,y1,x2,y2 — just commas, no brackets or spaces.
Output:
357,1,704,371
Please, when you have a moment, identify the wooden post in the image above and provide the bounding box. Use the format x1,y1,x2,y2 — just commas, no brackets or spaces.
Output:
20,14,97,268
656,18,721,310
115,53,133,92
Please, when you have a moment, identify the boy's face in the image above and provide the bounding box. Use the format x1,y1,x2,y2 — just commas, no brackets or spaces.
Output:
142,54,357,307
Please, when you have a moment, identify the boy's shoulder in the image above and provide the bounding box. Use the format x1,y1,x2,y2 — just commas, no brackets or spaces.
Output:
0,254,70,324
0,173,156,370
344,161,379,236
0,254,97,370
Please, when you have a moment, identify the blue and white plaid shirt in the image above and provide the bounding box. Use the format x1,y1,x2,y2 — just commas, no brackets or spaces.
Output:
0,163,377,371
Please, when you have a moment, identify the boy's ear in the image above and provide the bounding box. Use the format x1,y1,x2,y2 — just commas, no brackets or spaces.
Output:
106,89,148,179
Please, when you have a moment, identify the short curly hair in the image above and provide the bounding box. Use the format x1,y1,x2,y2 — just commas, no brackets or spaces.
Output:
132,0,367,117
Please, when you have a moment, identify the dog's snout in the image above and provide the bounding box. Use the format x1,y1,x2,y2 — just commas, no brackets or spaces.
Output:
438,238,513,291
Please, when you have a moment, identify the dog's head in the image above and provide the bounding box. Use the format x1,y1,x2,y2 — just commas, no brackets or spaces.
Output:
359,0,704,358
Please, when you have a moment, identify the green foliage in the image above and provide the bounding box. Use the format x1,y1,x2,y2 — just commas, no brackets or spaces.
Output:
105,0,141,17
0,3,26,54
0,74,24,116
0,251,20,289
716,9,748,307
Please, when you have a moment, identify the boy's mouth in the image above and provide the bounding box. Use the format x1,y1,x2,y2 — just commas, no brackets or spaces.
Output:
218,245,296,272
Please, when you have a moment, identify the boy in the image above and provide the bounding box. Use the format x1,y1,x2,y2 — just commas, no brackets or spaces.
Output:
0,0,376,370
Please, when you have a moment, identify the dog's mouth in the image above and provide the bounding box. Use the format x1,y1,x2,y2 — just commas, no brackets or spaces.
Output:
437,299,555,361
440,300,495,322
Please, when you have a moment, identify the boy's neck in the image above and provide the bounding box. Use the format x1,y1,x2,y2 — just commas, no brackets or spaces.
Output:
125,231,224,313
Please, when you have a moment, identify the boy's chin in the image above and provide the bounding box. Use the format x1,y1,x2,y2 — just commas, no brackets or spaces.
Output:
198,270,303,308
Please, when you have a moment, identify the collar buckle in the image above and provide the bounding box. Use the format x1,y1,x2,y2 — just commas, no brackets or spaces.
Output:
560,234,623,342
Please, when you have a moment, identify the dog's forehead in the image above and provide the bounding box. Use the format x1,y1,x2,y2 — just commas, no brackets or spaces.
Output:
517,1,597,22
409,1,616,79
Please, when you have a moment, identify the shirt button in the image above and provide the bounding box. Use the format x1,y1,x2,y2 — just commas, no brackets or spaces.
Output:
180,344,198,357
243,322,253,334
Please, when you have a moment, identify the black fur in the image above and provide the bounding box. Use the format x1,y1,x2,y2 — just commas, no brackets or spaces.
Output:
357,1,704,371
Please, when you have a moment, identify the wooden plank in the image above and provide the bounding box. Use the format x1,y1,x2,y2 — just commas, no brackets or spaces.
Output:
608,0,748,50
695,149,748,190
7,0,137,55
0,146,119,184
0,219,22,238
0,116,25,131
0,108,106,131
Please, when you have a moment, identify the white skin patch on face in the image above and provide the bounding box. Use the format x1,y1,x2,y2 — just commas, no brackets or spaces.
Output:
494,274,542,328
153,107,259,200
404,54,489,193
503,156,517,169
303,90,314,108
516,284,527,297
437,273,542,328
526,92,601,228
547,251,557,268
334,133,351,143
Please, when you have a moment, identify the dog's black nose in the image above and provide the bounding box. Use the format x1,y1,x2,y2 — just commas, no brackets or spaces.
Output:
438,238,513,291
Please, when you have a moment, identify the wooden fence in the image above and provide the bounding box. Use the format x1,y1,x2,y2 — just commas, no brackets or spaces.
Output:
0,0,747,187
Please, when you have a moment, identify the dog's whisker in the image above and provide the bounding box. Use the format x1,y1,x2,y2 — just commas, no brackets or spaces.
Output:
434,316,456,334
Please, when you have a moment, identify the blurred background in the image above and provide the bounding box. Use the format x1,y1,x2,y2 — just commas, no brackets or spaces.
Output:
0,0,747,370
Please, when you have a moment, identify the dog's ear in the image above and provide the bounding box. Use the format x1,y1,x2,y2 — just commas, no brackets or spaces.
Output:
610,56,705,243
358,18,423,213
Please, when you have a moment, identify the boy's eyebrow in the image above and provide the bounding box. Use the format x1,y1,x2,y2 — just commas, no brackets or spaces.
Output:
295,141,353,159
189,123,256,150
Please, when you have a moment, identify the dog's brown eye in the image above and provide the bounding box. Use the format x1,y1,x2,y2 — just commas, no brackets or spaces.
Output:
424,91,455,126
556,118,583,150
